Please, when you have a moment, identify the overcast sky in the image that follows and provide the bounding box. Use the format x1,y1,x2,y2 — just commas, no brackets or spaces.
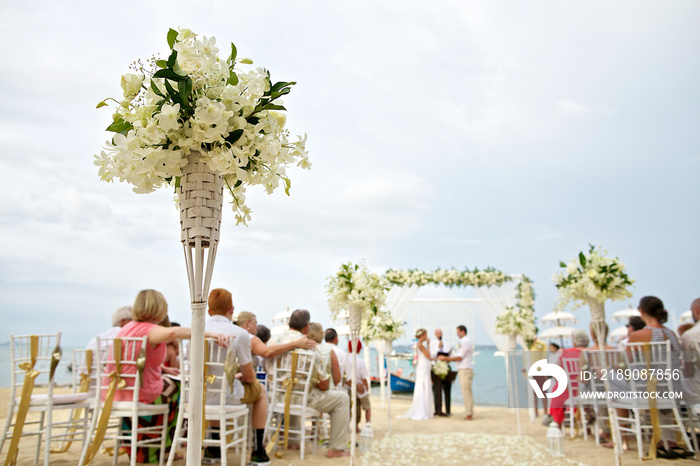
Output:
1,1,698,347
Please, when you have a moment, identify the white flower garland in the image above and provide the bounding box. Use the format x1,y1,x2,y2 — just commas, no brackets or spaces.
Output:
552,244,634,312
94,27,309,225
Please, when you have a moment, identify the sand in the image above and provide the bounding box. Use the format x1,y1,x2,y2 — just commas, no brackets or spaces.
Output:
0,388,695,465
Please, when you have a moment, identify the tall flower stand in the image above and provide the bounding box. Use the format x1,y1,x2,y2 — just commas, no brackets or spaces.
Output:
179,151,224,466
348,304,364,465
373,339,392,408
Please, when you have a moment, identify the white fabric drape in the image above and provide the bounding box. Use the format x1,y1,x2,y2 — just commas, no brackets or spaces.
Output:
472,277,520,353
383,285,420,320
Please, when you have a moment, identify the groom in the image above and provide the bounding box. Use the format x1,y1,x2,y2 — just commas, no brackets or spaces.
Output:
429,328,453,416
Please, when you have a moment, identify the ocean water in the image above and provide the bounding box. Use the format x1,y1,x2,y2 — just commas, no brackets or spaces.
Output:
0,345,78,388
367,345,508,407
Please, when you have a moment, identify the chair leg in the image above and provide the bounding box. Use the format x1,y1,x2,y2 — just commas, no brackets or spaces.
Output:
167,410,185,466
36,411,45,464
158,408,169,466
671,406,693,452
44,408,53,466
0,402,14,454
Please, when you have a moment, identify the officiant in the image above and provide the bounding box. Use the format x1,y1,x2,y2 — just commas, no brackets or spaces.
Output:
429,328,455,416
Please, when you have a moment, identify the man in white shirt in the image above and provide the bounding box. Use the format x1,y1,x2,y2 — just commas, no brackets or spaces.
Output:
267,310,350,458
429,328,453,416
439,325,474,420
205,288,269,465
324,328,347,390
681,298,700,403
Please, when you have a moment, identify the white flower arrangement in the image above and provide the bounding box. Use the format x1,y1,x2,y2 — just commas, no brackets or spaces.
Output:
552,244,634,312
94,27,309,225
361,312,405,342
431,360,450,379
326,261,389,321
384,267,511,288
495,275,537,343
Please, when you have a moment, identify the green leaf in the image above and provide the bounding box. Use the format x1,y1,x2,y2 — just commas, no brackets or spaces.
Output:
225,129,244,145
155,60,167,69
164,80,182,105
240,58,253,64
151,80,165,98
172,60,187,77
166,50,178,69
153,68,185,81
167,28,178,49
227,72,239,86
579,252,586,267
228,43,237,64
106,120,133,133
270,81,296,93
178,77,192,102
96,101,108,109
283,176,291,195
261,103,286,111
559,261,566,268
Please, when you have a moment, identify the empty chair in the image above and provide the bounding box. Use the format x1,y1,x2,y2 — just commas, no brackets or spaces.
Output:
0,333,90,465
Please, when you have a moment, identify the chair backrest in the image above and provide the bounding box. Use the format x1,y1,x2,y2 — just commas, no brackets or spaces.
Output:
94,336,148,404
267,349,317,407
624,340,675,393
560,357,581,396
71,348,98,395
584,349,622,392
9,333,63,401
179,337,240,409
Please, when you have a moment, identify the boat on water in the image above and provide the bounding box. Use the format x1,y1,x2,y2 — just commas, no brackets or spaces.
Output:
389,372,415,392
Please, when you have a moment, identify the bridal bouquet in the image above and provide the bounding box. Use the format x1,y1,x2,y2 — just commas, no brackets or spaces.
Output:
361,312,405,342
326,261,389,320
94,27,310,225
552,244,634,311
432,360,450,379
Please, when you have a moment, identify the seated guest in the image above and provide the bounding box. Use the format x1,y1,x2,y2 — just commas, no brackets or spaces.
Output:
237,311,315,362
681,298,700,403
84,305,133,367
110,289,227,464
548,329,589,428
256,325,271,343
266,309,350,458
617,316,645,350
344,340,371,432
324,328,347,389
204,289,270,465
309,323,342,387
678,323,694,337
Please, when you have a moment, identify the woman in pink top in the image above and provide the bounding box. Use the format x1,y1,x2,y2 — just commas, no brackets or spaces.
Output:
112,289,227,463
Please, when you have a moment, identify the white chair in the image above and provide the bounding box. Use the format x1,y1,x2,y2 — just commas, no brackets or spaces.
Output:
79,336,170,466
167,337,249,466
0,333,90,465
583,349,622,445
560,357,588,440
264,349,321,460
611,340,693,460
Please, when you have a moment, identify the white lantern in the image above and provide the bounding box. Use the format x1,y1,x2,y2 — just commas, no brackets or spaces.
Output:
546,422,564,457
359,422,374,453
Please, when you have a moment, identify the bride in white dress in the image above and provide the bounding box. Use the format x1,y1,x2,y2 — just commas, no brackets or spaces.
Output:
399,328,434,420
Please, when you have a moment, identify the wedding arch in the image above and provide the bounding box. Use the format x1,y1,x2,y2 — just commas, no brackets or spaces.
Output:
382,268,535,353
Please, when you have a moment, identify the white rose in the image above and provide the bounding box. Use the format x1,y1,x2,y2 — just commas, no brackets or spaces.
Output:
120,74,144,98
566,262,578,275
178,54,209,75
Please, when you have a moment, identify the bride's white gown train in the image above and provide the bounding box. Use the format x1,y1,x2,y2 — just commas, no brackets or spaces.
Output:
399,344,434,420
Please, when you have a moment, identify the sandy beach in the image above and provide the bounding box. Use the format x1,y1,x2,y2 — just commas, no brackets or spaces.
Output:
1,388,696,465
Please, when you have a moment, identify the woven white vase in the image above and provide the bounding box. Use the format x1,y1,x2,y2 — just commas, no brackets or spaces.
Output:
348,304,364,334
179,151,224,248
178,150,224,303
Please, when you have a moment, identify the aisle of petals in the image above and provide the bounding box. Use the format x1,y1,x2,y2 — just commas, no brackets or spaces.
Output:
362,432,587,466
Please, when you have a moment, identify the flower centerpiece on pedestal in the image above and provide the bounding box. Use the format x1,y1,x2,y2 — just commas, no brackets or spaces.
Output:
93,27,309,465
326,261,388,462
94,27,310,225
553,244,634,345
